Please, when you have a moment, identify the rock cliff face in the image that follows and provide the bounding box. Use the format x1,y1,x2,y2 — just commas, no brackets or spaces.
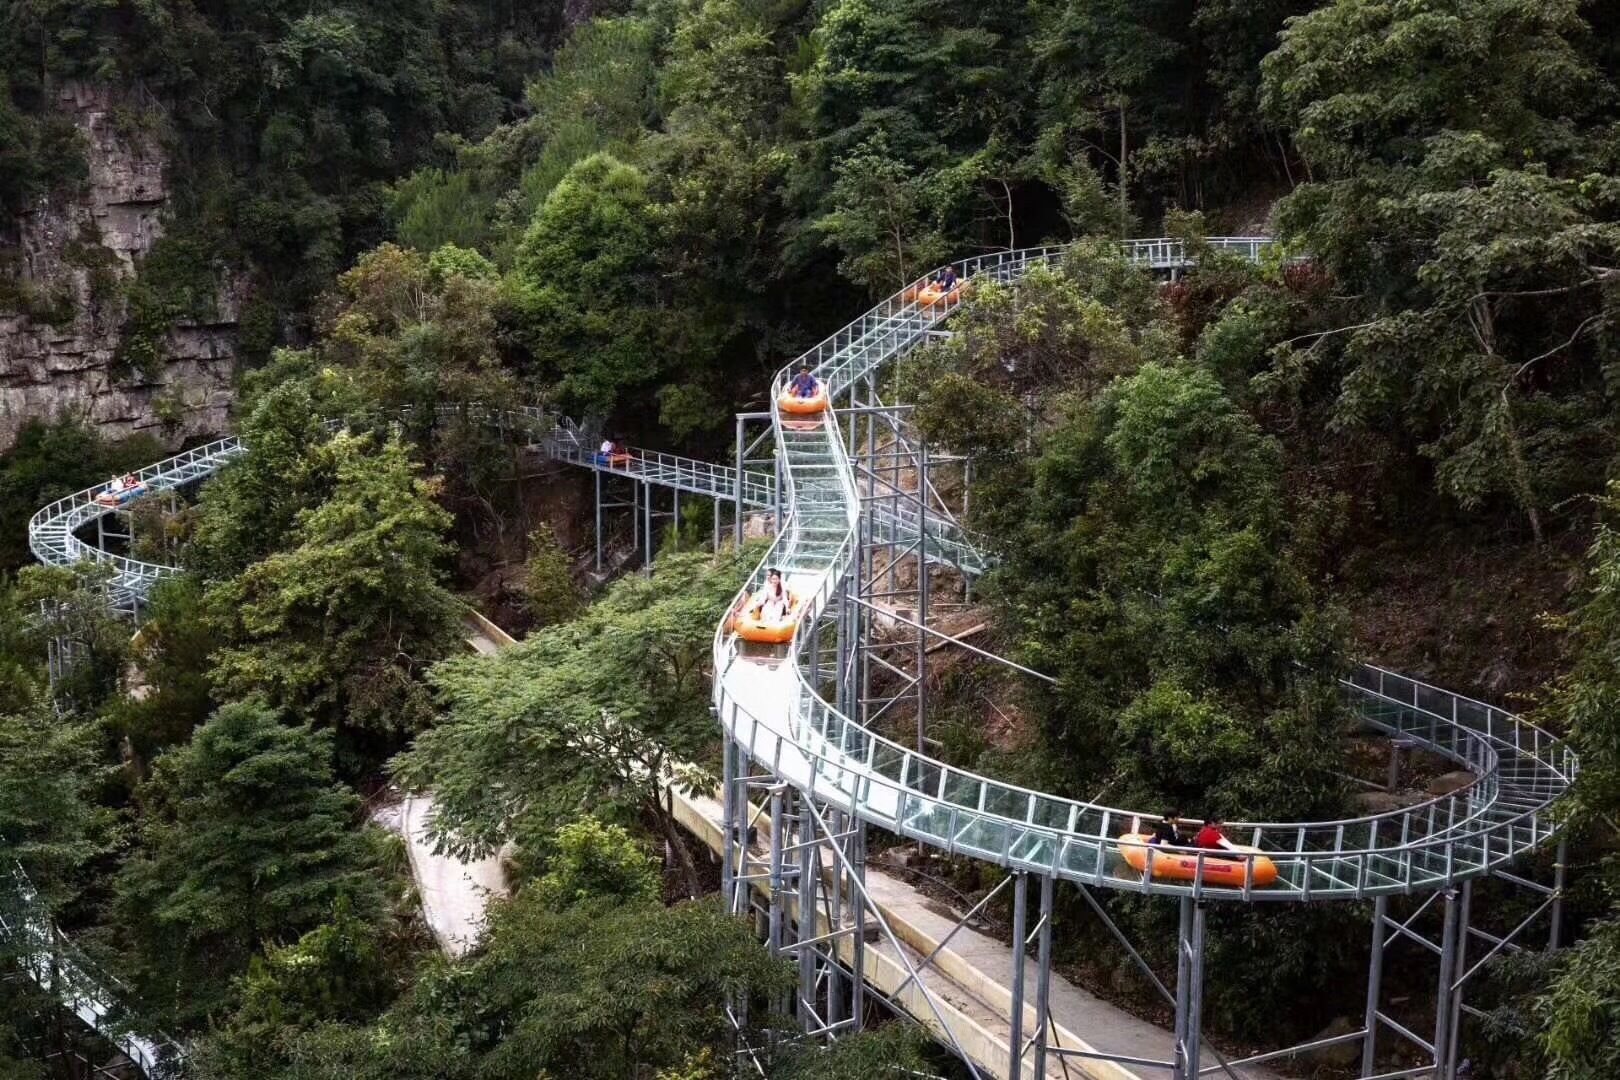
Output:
0,82,238,454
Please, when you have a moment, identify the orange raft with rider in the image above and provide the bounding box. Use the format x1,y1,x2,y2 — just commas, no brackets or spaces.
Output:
1117,833,1279,889
730,590,804,644
778,385,828,416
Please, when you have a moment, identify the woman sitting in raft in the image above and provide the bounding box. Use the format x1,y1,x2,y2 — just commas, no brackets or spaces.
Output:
753,568,793,620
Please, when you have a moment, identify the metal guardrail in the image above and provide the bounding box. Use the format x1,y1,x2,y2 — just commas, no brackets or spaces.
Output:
25,236,1574,913
712,240,1577,901
27,435,247,610
0,865,181,1077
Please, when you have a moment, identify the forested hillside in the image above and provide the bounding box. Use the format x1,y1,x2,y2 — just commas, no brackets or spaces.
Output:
4,1,1620,1078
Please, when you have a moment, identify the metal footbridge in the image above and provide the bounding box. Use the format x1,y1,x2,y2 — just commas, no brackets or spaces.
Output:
23,237,1577,1080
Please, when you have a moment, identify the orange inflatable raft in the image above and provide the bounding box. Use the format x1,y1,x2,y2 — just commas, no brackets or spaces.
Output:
904,281,963,307
779,387,828,415
1118,833,1279,888
732,592,804,644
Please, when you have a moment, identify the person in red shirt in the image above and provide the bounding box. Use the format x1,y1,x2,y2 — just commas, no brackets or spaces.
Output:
1194,817,1234,851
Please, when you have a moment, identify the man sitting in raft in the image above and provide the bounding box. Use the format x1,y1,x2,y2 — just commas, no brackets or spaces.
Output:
788,367,820,399
1149,810,1182,846
934,265,959,292
1194,817,1236,851
752,567,793,621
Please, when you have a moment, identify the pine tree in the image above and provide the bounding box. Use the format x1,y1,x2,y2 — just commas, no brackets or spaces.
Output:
114,698,382,1027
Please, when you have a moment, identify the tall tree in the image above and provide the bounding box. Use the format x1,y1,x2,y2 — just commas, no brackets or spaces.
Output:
507,152,672,421
392,547,757,896
209,432,459,743
114,698,383,1028
1263,0,1620,540
0,689,116,917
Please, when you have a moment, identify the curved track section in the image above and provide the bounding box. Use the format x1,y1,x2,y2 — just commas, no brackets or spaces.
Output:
29,436,246,613
20,239,1578,1077
712,241,1577,902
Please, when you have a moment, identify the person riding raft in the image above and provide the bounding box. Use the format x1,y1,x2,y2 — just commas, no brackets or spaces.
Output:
1194,817,1236,852
752,567,793,621
788,367,820,399
934,265,959,292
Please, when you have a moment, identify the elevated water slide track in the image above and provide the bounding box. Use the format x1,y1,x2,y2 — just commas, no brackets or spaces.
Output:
713,240,1574,903
22,239,1576,1078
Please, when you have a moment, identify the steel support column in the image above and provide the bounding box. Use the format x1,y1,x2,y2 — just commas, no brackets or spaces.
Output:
1008,872,1028,1080
916,437,929,751
1549,837,1569,949
1445,880,1473,1078
1432,890,1461,1080
768,787,786,958
1185,902,1206,1080
720,736,735,905
826,807,845,1029
1032,873,1054,1077
734,415,745,547
773,449,782,538
1173,897,1191,1070
1361,894,1389,1076
851,818,866,1028
642,480,653,572
594,469,603,571
797,798,819,1031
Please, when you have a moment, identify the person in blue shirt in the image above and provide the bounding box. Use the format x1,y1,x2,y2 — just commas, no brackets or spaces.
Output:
935,266,959,291
789,367,820,398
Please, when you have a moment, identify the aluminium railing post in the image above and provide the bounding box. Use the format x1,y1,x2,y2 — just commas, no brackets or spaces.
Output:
1008,871,1028,1080
1361,893,1389,1076
734,414,745,548
594,469,603,572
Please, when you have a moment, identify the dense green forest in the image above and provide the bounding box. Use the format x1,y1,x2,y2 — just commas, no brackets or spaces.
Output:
5,0,1620,1077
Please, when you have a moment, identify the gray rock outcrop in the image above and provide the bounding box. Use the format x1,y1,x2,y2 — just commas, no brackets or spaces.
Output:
0,81,238,453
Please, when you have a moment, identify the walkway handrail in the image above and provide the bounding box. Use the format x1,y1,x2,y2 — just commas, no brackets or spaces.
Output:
710,239,1576,900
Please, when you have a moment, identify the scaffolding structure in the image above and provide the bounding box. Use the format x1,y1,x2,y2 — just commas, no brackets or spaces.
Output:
24,238,1578,1080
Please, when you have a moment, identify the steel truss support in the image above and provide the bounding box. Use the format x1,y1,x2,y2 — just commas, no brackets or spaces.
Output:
722,726,1001,1078
1358,846,1568,1080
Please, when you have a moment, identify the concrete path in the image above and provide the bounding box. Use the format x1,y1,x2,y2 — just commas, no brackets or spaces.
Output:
674,789,1282,1080
416,609,1282,1075
400,795,508,958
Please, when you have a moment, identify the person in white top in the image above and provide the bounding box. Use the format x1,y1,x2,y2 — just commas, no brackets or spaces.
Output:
752,568,793,621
